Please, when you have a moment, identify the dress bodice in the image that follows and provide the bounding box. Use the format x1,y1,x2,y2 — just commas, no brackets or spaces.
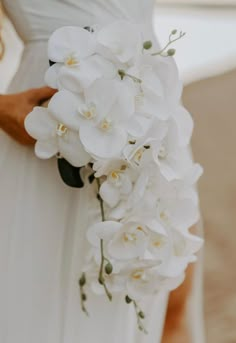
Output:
3,0,155,43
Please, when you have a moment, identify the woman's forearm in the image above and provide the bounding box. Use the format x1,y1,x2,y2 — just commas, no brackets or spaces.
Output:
0,94,12,128
162,264,194,343
0,87,56,144
162,223,202,343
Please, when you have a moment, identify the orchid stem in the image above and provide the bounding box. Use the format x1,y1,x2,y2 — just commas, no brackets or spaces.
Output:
79,284,89,316
133,300,148,334
118,69,142,84
151,30,186,57
126,295,147,334
96,177,113,301
78,273,89,316
96,178,105,221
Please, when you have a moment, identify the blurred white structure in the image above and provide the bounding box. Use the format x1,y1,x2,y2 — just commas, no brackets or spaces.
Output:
157,0,236,5
1,4,236,92
154,5,236,84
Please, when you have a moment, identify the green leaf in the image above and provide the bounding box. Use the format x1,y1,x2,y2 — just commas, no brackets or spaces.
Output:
57,158,84,188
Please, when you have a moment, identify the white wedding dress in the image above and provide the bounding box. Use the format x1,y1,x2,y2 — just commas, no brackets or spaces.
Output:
0,1,174,343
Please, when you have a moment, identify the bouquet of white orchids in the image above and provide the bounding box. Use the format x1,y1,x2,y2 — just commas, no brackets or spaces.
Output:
25,20,203,333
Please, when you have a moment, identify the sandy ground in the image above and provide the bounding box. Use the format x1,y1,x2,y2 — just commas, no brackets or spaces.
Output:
183,71,236,343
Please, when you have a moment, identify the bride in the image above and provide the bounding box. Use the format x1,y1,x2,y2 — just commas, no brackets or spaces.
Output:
0,1,204,342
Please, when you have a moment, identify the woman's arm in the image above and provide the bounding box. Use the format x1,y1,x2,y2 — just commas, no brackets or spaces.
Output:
0,87,56,145
162,264,194,343
162,223,203,343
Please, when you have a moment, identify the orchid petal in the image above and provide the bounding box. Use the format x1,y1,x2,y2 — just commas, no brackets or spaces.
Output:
48,26,96,62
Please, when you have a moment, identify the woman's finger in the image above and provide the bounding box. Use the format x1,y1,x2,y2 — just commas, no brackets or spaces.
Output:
29,87,57,105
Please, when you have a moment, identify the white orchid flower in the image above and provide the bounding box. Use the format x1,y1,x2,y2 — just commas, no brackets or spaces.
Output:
46,55,117,93
146,53,183,104
99,166,133,208
125,262,161,299
152,120,194,181
170,106,193,147
127,165,159,210
107,221,149,260
158,229,203,278
147,226,170,261
24,106,91,167
46,79,135,159
79,79,135,158
45,26,116,92
87,221,122,248
123,118,168,168
118,53,182,121
93,159,129,178
157,163,203,206
125,58,168,120
108,200,130,221
157,197,199,232
97,21,142,63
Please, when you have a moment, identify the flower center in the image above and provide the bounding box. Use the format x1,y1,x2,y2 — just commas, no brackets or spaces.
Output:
136,226,147,235
158,146,167,160
153,236,166,248
99,119,112,132
134,148,144,164
110,171,120,182
132,269,145,281
78,104,96,120
123,232,137,243
160,210,169,223
56,123,68,137
64,54,80,67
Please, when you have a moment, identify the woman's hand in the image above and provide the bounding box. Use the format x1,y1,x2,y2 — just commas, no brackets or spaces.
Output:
0,87,56,145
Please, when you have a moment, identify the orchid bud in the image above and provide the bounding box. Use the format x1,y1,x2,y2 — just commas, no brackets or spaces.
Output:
171,29,177,35
143,40,152,50
105,262,113,275
82,293,87,301
167,48,176,56
125,295,132,304
118,69,126,80
98,276,104,285
79,273,86,287
138,311,145,319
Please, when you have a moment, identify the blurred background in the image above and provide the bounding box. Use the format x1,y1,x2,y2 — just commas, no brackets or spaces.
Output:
1,1,236,342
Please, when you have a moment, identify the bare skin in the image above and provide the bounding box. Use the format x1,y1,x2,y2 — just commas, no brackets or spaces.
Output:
162,264,193,343
0,87,56,145
162,223,202,342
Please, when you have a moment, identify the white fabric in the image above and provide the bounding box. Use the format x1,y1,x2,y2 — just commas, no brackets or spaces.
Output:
0,1,169,343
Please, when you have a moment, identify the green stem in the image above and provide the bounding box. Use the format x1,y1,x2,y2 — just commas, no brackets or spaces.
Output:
96,178,105,221
118,69,142,84
151,31,186,57
133,301,148,334
96,177,112,301
79,284,89,316
125,73,142,84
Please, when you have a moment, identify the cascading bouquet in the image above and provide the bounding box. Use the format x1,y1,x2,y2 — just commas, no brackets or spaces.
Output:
25,21,203,333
